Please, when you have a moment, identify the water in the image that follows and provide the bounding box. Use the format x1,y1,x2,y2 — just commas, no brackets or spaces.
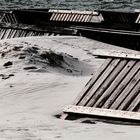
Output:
0,0,140,11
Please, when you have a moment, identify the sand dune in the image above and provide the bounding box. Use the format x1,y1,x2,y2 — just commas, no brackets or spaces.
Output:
0,36,139,140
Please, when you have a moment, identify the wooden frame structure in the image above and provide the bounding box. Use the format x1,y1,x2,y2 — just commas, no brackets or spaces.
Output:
61,50,140,122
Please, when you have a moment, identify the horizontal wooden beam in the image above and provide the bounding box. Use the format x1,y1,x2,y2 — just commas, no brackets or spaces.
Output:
63,105,140,121
92,49,140,60
48,9,98,15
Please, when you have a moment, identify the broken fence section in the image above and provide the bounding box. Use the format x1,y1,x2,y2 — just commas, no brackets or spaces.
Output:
48,9,103,23
62,50,140,122
0,23,77,40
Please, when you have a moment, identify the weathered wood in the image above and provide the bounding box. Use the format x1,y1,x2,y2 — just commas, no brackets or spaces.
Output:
110,70,140,110
78,59,120,106
63,105,140,121
86,59,128,107
103,61,140,109
94,60,135,109
73,58,112,105
92,49,140,60
118,81,140,111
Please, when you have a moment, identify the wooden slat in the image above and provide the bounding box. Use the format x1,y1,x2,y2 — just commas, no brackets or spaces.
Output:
66,14,71,21
58,13,63,21
0,29,6,39
2,29,11,39
3,14,8,23
73,58,112,105
9,14,14,23
75,14,80,22
83,15,89,22
52,13,58,21
119,81,140,111
7,29,12,39
10,30,17,38
69,14,75,21
50,13,55,20
127,92,140,111
86,60,127,107
93,60,136,108
72,14,78,21
135,14,140,23
63,13,69,21
110,70,140,110
0,28,4,39
0,13,5,22
78,59,120,106
22,30,27,37
92,49,140,60
65,14,70,21
78,14,84,22
103,61,140,109
63,105,140,121
87,14,93,22
61,13,66,21
12,13,17,23
61,13,67,21
55,13,60,21
6,14,10,23
84,15,90,22
59,13,64,21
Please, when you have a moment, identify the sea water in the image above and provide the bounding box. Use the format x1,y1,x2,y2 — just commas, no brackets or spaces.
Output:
0,0,140,11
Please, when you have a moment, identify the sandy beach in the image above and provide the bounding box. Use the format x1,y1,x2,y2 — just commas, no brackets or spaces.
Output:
0,36,139,140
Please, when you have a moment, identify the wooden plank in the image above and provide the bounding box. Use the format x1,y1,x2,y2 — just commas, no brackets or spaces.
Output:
6,14,10,23
83,15,89,22
119,80,140,111
58,13,64,21
0,13,5,22
2,29,11,39
9,14,14,24
61,13,67,21
92,49,140,60
53,13,58,21
103,61,140,109
19,30,25,37
79,14,84,22
75,14,81,22
54,13,59,21
7,29,12,38
72,14,78,21
84,14,90,22
73,58,112,105
78,59,120,106
0,28,4,39
135,13,140,23
69,13,75,21
10,29,17,38
87,60,133,107
63,105,140,121
3,14,8,23
65,14,70,21
0,29,6,39
50,12,55,20
8,29,14,39
110,70,140,110
66,13,72,21
94,60,136,107
63,13,69,21
12,13,17,23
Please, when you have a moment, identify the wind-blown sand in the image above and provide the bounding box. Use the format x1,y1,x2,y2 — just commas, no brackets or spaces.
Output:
0,36,139,140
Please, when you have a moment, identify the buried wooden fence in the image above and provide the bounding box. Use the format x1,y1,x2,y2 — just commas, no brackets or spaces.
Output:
61,50,140,122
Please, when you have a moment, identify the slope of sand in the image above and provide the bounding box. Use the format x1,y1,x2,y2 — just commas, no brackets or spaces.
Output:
0,36,139,140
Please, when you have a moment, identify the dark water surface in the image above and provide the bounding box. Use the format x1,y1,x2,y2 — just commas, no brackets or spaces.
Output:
0,0,140,11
